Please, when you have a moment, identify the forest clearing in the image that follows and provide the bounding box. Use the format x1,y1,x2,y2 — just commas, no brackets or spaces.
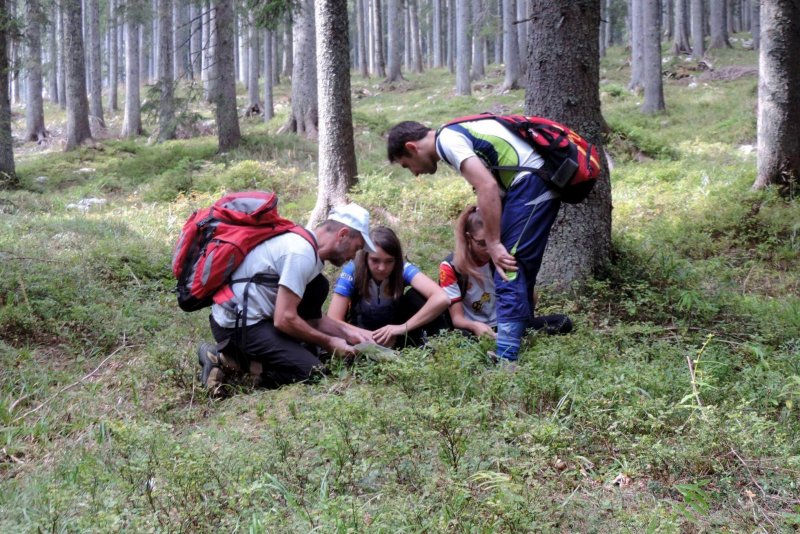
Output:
1,0,800,531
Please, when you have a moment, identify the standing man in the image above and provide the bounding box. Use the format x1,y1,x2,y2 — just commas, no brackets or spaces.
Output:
387,119,561,361
199,204,377,395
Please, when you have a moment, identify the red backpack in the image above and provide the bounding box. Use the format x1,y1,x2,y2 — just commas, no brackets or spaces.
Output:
172,191,317,312
441,113,602,203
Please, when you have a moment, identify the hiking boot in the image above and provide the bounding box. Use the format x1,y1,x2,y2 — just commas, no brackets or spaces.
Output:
197,342,226,396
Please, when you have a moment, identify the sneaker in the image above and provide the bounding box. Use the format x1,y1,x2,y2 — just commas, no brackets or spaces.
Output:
197,342,224,390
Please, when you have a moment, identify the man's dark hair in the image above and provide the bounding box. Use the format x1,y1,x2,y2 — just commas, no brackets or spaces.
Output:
386,121,432,162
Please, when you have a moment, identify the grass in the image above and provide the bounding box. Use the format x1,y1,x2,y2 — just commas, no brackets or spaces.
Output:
1,37,799,531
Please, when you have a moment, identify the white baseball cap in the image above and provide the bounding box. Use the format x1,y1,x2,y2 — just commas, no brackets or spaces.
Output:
327,203,377,253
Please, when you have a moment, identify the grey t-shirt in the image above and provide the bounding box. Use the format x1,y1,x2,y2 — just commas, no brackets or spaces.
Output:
211,231,323,328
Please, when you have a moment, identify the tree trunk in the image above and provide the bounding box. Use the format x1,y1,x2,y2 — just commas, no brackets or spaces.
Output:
279,0,317,137
751,0,760,49
248,11,259,108
205,0,218,103
665,0,674,40
88,0,104,128
25,0,48,142
190,2,201,79
409,0,423,73
357,0,369,76
309,0,358,228
691,0,705,57
500,0,520,91
0,0,16,188
57,4,66,109
642,0,666,113
516,0,527,78
447,0,455,73
281,15,292,79
48,2,58,103
433,0,443,67
753,0,800,191
709,0,731,48
455,0,470,95
122,13,143,138
109,0,118,111
63,0,93,150
629,0,644,90
172,1,184,81
202,0,211,100
214,0,240,151
671,0,691,54
526,0,611,286
263,29,274,121
493,0,502,64
471,0,485,79
372,0,386,77
604,0,614,48
271,31,280,85
385,0,402,81
157,0,175,141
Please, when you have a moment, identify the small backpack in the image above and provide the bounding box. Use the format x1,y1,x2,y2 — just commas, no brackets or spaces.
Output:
172,191,317,312
440,113,602,203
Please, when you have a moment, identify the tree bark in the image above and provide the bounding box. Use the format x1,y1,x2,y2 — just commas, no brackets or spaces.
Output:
447,0,455,73
516,0,527,78
158,0,176,141
629,0,644,90
409,0,423,73
172,1,184,81
88,0,104,128
48,1,58,103
25,0,48,142
753,0,800,191
691,0,705,57
642,0,666,113
526,0,612,286
455,0,470,95
500,0,520,91
122,12,143,138
751,0,760,49
214,0,241,151
471,0,485,79
671,0,692,54
0,0,17,188
709,0,731,48
190,2,201,79
280,0,317,138
109,0,118,111
433,0,443,67
57,4,66,109
385,0,403,82
281,14,292,79
248,11,259,108
309,0,358,228
357,0,369,76
64,0,93,150
263,29,274,121
372,0,386,77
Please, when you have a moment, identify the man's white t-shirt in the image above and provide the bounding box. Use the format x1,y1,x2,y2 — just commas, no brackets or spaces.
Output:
211,231,323,328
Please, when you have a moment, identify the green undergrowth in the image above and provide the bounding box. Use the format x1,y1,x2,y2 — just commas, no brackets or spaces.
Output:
1,41,798,531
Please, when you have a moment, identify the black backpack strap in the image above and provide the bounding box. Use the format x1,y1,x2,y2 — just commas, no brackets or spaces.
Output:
231,272,280,350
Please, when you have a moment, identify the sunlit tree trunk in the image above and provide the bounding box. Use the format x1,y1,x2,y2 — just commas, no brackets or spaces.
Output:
629,0,644,90
433,0,443,67
214,0,240,151
527,0,612,286
122,9,143,138
263,29,273,121
248,11,259,108
309,0,358,228
642,0,666,113
455,0,470,95
753,0,800,191
25,0,48,142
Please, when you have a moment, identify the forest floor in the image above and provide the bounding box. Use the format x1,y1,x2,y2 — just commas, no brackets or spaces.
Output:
1,41,799,532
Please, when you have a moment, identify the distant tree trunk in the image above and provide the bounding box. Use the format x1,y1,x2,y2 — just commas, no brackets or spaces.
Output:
122,14,143,137
600,0,607,57
517,0,527,78
25,0,48,142
88,0,104,128
527,0,612,286
157,0,176,141
263,29,273,121
493,0,502,64
248,11,259,108
0,0,16,188
57,5,66,109
672,0,691,54
471,0,485,79
63,0,93,150
447,0,455,73
751,0,760,49
455,0,470,95
753,0,800,191
629,0,644,90
48,2,58,103
281,15,292,79
278,0,317,137
665,0,674,39
238,13,248,86
173,1,184,81
309,0,358,228
604,0,613,48
500,0,519,91
214,0,240,151
109,0,118,111
190,2,201,79
691,0,705,57
409,0,423,73
202,0,211,100
433,0,443,67
385,0,403,82
372,0,386,77
709,0,731,48
357,0,369,76
271,31,279,85
642,0,666,113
